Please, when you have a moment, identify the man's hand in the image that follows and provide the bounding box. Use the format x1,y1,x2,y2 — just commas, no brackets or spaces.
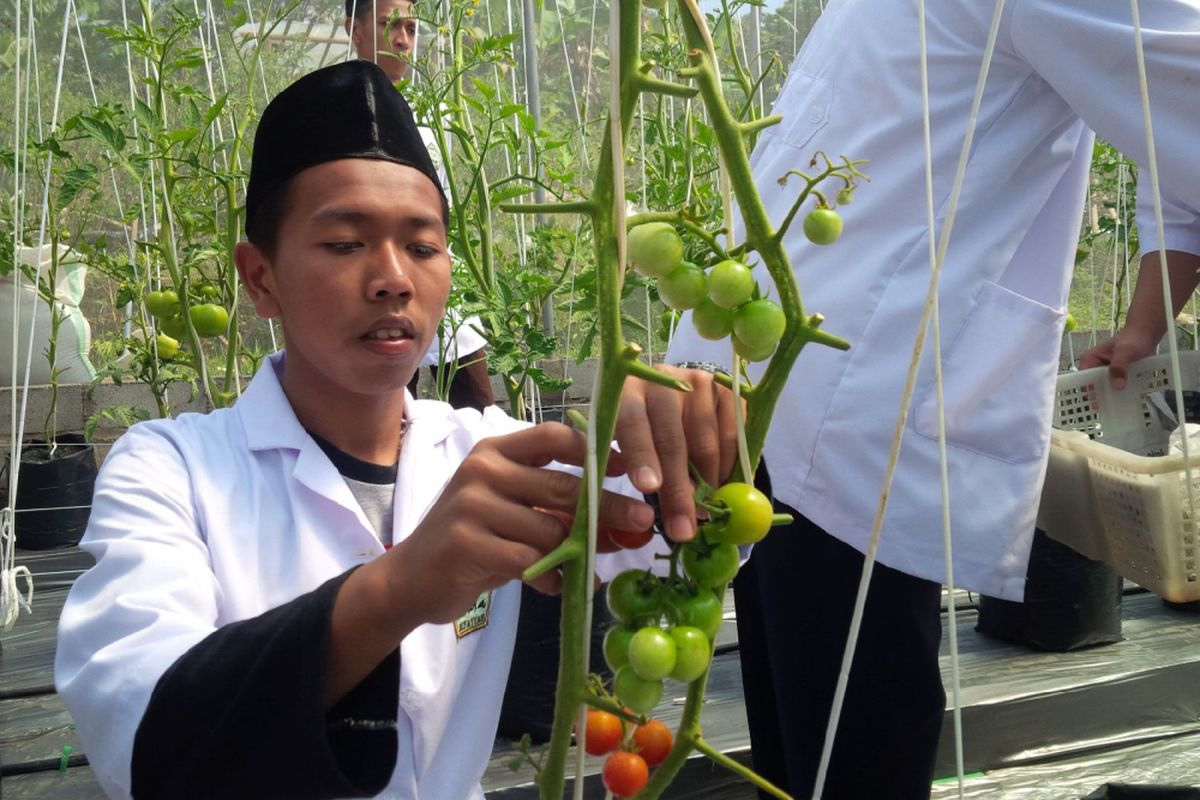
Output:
614,365,740,542
1078,329,1160,390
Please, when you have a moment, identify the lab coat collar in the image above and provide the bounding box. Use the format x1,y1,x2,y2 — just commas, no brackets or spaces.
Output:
236,350,460,458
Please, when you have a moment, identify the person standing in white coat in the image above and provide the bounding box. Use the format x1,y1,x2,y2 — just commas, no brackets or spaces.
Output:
345,0,496,412
55,61,740,800
666,1,1200,797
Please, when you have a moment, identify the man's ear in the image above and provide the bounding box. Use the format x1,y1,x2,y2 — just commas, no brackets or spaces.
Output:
345,16,362,52
235,241,282,319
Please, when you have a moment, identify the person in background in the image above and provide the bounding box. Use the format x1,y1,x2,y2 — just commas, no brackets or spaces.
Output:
666,1,1200,797
345,0,495,411
56,61,740,800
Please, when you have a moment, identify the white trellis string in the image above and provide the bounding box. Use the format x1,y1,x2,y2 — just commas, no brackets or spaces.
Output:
811,1,1007,797
913,0,965,795
345,0,360,61
1128,0,1198,575
4,0,74,629
243,0,273,101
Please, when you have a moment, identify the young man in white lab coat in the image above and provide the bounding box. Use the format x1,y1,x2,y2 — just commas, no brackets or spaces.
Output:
56,60,738,799
667,1,1200,797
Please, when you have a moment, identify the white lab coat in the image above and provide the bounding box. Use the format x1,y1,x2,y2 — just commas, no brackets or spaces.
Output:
56,352,653,799
668,0,1200,599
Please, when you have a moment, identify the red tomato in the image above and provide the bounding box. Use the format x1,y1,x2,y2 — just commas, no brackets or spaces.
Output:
605,527,655,550
576,708,623,756
603,751,650,797
632,718,674,767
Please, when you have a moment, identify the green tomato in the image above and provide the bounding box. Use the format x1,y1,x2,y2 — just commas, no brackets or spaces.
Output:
691,298,734,341
189,303,229,338
681,541,741,588
160,314,187,340
606,569,662,624
707,260,755,309
627,222,684,277
803,207,843,245
628,626,677,681
614,665,663,715
733,299,786,350
603,624,638,672
667,587,723,641
144,289,179,319
836,188,854,206
1064,312,1077,334
705,482,774,546
199,284,221,300
668,626,712,682
657,262,707,311
154,333,179,359
733,333,777,363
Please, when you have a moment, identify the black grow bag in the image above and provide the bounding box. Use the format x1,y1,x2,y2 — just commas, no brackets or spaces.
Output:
11,433,97,550
977,528,1123,652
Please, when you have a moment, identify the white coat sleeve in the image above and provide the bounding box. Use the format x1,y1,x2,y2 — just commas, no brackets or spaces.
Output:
1011,0,1200,213
54,424,398,800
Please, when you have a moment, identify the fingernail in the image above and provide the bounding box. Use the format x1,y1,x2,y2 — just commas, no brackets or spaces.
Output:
670,515,694,540
630,504,655,530
635,466,661,491
1114,377,1126,390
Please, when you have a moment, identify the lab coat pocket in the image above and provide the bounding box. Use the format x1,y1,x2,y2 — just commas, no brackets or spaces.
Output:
772,69,833,153
913,281,1063,463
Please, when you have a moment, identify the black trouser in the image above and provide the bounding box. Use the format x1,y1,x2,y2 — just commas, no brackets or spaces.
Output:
733,503,945,800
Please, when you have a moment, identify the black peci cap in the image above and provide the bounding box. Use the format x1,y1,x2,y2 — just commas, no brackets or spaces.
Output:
244,60,445,241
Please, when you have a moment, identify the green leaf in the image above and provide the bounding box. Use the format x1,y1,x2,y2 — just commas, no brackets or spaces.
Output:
57,164,100,209
134,98,162,133
202,93,228,128
77,114,126,153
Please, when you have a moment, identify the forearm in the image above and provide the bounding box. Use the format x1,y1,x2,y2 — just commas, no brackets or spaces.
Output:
1121,250,1200,340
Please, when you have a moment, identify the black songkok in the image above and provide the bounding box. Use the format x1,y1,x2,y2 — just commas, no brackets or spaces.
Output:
244,60,444,241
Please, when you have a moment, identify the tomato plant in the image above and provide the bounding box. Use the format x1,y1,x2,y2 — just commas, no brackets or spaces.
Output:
605,527,655,550
632,719,673,767
691,297,735,341
706,259,755,309
668,625,711,682
606,569,663,624
803,206,843,245
627,221,684,277
154,333,180,360
733,299,786,351
613,665,663,715
144,289,179,318
603,751,650,798
681,541,741,588
160,314,187,340
657,261,708,311
704,482,774,546
604,624,639,671
577,708,624,756
189,304,229,338
667,587,723,641
628,626,677,681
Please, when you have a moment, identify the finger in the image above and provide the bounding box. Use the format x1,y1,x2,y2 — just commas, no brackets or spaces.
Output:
681,372,721,489
644,384,696,542
713,380,741,484
614,381,664,494
483,421,589,469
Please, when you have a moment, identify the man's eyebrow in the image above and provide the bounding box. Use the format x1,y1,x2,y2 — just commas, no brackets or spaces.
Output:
309,207,443,230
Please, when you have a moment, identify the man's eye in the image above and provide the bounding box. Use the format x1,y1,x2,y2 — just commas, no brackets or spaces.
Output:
325,242,360,253
410,244,438,257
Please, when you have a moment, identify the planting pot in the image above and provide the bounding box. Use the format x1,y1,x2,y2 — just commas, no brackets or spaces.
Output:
10,433,97,550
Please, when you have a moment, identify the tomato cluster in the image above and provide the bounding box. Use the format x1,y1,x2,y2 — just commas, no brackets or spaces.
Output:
575,708,675,798
625,223,787,362
143,285,230,357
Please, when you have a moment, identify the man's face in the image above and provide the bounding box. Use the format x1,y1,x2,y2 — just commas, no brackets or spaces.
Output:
347,0,416,83
237,159,450,401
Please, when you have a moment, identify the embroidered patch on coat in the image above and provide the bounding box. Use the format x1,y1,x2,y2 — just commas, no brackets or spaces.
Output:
454,591,492,639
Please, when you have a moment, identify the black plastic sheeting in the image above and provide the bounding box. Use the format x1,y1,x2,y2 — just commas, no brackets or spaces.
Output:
932,730,1200,798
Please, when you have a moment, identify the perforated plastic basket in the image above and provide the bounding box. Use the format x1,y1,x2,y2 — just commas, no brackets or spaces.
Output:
1038,352,1200,602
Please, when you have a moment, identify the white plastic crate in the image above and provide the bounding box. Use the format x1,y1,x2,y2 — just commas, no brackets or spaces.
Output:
1038,352,1200,602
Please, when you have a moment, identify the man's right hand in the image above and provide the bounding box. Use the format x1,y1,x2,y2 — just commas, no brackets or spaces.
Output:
1078,328,1160,390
